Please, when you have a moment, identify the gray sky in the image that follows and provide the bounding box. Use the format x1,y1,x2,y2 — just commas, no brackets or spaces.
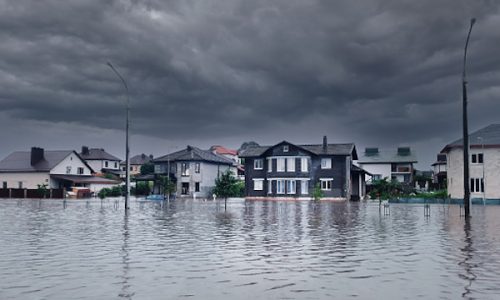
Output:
1,0,499,168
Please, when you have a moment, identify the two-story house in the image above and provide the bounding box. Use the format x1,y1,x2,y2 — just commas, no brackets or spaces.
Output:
0,147,120,194
441,123,500,202
239,137,368,200
120,153,153,177
79,146,122,177
152,146,235,198
432,154,447,189
357,147,417,184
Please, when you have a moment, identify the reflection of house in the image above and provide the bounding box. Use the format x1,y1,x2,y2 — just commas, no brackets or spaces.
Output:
79,146,122,177
152,146,235,198
357,147,417,184
120,154,153,176
441,124,500,201
0,147,119,193
432,154,447,189
210,145,245,180
239,136,369,200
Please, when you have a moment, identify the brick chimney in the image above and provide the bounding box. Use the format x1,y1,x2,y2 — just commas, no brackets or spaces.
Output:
31,147,44,166
323,136,327,152
81,146,89,156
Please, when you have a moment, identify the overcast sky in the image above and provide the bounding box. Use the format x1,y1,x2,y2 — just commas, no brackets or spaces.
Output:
0,0,499,168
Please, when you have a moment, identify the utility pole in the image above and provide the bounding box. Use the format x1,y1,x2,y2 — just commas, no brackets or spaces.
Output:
462,18,476,218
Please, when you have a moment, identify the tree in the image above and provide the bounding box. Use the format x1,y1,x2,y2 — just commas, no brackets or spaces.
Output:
37,183,49,199
369,177,402,200
160,176,175,198
312,183,323,201
140,163,155,175
212,170,240,210
238,141,260,153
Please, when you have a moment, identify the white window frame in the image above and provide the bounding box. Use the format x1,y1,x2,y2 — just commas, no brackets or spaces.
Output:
254,159,263,170
277,158,285,172
320,178,333,191
287,158,295,172
301,157,308,172
283,145,289,152
253,179,264,191
301,180,308,195
268,179,273,194
267,158,273,172
286,180,296,194
276,179,285,194
321,158,332,169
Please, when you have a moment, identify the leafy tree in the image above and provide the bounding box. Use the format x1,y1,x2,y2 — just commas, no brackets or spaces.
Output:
312,183,323,201
212,170,240,210
160,176,176,197
238,141,260,153
133,182,151,196
37,183,49,199
369,177,402,200
140,163,155,175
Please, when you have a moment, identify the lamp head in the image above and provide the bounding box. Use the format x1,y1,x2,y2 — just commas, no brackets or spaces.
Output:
471,18,476,25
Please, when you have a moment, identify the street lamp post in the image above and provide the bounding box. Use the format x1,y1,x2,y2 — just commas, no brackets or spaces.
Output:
462,18,476,218
107,62,130,210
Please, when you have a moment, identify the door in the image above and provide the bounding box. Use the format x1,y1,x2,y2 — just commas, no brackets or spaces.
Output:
181,182,189,195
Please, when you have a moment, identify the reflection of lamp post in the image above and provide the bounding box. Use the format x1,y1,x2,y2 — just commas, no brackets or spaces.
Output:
107,62,130,210
462,18,476,218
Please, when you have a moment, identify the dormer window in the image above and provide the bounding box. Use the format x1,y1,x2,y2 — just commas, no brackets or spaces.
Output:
283,145,289,152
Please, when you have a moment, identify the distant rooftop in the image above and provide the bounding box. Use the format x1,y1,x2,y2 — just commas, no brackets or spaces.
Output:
358,147,417,164
154,146,234,165
210,145,238,156
80,146,121,161
0,150,79,172
122,154,153,165
442,124,500,152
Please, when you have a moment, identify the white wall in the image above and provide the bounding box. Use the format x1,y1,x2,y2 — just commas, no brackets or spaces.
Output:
85,160,120,172
50,152,93,175
358,163,391,181
0,172,50,189
447,147,500,199
175,162,235,197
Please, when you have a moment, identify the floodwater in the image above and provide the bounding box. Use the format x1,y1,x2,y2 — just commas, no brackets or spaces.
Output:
1,199,500,300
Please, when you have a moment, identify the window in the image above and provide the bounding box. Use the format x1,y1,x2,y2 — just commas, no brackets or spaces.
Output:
105,161,109,168
320,179,333,191
77,167,84,175
470,178,484,193
301,180,308,195
321,158,332,169
254,159,263,170
122,166,126,171
287,158,295,172
114,162,117,168
471,153,484,164
283,145,289,152
195,182,200,192
66,166,72,174
301,157,308,172
181,163,190,176
372,174,382,181
195,163,200,173
267,158,273,172
277,158,285,172
253,179,264,191
277,180,285,194
130,166,133,171
154,165,161,174
286,180,296,194
18,181,23,189
2,181,7,189
268,180,273,194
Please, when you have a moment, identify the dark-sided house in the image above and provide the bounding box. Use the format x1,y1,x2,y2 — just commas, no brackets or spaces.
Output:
238,137,369,200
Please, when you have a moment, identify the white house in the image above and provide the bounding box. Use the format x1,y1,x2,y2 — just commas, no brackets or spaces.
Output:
431,153,447,189
441,124,500,202
0,147,120,194
357,147,417,184
80,146,122,177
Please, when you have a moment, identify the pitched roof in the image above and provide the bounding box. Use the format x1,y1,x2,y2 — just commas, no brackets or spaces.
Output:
358,148,418,164
80,148,121,161
153,146,234,165
441,124,500,152
123,154,153,165
238,141,357,159
210,145,238,156
0,150,75,172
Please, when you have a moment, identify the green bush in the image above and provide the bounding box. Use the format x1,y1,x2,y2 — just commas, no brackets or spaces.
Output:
312,183,323,201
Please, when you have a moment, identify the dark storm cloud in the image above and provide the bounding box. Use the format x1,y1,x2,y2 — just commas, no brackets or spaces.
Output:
1,0,500,166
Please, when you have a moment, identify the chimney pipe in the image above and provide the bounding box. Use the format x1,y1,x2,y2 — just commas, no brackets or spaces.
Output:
82,146,89,155
323,136,327,152
31,147,44,166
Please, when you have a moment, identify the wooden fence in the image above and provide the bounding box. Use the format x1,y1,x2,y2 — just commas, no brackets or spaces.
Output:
0,188,65,199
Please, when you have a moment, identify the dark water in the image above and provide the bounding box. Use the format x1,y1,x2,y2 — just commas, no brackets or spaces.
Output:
1,198,500,300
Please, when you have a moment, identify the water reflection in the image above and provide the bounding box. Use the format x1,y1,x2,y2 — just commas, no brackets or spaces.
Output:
460,218,476,299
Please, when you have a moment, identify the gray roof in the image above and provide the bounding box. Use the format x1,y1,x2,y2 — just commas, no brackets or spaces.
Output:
121,154,153,165
238,141,357,158
358,149,418,164
80,148,121,161
0,150,74,172
153,146,234,165
442,124,500,152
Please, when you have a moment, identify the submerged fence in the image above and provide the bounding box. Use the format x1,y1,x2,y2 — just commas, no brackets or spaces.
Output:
0,188,64,199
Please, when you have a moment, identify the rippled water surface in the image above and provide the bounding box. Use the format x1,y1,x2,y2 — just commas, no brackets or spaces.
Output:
1,198,500,299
